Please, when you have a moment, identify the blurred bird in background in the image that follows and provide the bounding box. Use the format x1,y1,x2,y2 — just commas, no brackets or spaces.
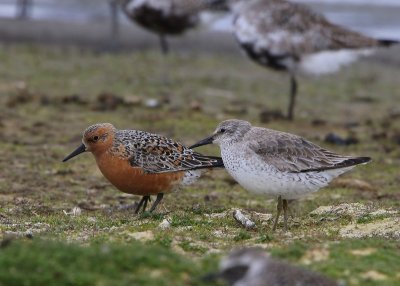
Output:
120,0,208,55
210,0,398,120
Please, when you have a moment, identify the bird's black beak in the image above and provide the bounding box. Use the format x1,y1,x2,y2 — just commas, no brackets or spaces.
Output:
62,143,86,162
189,134,215,149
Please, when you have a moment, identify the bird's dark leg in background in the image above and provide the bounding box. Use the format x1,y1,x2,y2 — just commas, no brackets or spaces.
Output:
149,193,164,212
159,34,169,55
158,33,171,88
16,0,32,20
109,0,121,50
287,74,297,120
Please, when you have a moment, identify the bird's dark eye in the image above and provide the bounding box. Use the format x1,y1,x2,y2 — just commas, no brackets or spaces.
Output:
220,128,226,133
93,136,99,142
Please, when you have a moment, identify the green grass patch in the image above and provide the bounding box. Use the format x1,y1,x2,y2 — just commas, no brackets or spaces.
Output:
356,214,387,224
179,240,207,254
150,234,173,248
0,238,217,286
233,230,252,241
270,239,400,286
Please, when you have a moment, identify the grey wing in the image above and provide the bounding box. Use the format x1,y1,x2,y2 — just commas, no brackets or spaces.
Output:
127,133,223,174
279,2,378,51
235,1,377,58
247,129,369,173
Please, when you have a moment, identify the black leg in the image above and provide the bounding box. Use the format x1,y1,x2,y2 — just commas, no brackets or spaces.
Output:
159,34,169,55
135,196,150,214
109,0,120,46
287,74,297,121
149,193,164,213
158,34,171,86
142,196,150,212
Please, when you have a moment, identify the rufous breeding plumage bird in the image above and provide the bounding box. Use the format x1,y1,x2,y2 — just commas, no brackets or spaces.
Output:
63,123,224,213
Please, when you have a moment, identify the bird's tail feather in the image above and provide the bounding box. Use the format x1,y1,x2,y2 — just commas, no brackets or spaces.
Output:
339,156,371,167
190,153,224,170
298,156,371,173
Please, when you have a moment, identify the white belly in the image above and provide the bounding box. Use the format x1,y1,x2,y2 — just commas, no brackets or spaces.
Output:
299,49,374,76
221,147,352,200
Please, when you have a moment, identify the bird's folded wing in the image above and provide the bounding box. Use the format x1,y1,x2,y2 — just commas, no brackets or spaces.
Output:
128,135,223,174
247,130,358,173
236,0,378,57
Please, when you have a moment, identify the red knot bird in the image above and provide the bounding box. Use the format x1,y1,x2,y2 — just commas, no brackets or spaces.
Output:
63,123,224,213
121,0,208,54
206,247,339,286
211,0,398,120
190,119,371,231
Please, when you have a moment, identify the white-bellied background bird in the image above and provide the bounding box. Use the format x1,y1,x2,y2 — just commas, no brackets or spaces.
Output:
209,0,398,120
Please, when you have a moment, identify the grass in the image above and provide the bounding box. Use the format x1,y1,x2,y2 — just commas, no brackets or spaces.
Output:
0,238,218,286
271,239,400,286
1,237,398,285
0,43,399,285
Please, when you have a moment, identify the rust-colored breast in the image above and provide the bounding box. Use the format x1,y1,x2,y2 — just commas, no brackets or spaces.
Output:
94,152,185,196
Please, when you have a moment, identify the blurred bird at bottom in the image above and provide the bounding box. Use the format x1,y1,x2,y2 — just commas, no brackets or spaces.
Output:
205,247,340,286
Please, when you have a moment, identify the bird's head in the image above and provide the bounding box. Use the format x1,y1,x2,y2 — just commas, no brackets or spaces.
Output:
63,123,116,162
190,119,252,148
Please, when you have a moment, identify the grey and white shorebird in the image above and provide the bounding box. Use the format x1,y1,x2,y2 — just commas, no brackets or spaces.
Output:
121,0,207,55
190,119,371,230
211,0,398,120
206,247,339,286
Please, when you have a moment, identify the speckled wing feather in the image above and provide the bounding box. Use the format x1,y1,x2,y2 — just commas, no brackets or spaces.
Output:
235,0,379,59
114,130,223,174
246,127,370,173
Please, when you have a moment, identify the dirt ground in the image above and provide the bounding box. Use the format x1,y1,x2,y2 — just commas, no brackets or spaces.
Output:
0,43,399,285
